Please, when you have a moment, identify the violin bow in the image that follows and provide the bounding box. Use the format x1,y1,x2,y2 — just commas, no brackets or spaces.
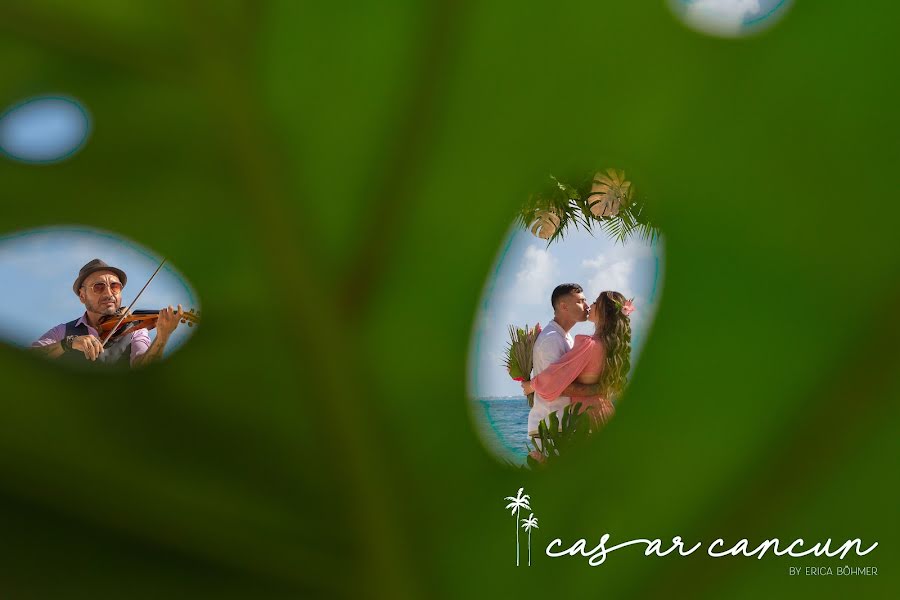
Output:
100,257,167,347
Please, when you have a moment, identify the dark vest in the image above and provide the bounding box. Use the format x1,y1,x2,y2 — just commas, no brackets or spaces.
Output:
62,318,133,368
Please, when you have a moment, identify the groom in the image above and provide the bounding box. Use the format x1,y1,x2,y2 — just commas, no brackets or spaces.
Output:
523,283,601,441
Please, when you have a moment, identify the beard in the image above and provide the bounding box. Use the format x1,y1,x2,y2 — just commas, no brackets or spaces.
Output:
87,297,120,316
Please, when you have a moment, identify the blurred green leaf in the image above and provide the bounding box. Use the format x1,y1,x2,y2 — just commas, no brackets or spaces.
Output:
0,0,898,598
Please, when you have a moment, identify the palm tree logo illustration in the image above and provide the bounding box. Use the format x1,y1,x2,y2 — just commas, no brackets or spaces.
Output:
521,513,539,566
504,488,532,566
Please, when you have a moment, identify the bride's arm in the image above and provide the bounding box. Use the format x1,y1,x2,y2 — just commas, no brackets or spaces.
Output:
531,339,595,400
524,380,600,397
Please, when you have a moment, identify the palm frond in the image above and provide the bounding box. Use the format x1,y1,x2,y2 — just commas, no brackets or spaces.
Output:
520,170,661,246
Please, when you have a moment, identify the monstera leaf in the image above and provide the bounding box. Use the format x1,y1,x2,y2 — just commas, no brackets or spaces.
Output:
588,168,632,218
529,209,562,240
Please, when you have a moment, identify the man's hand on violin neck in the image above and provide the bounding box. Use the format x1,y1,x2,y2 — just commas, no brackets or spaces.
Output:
72,335,104,361
155,304,183,338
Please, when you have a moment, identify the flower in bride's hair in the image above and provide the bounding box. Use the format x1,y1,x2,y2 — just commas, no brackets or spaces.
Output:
588,168,632,218
529,209,561,240
621,299,635,316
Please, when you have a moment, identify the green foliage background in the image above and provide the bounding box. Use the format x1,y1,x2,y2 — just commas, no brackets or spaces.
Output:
1,1,898,598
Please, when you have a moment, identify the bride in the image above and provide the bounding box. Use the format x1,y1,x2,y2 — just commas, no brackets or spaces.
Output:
524,290,634,430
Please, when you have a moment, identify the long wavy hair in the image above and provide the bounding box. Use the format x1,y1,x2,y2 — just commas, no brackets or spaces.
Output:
593,291,632,399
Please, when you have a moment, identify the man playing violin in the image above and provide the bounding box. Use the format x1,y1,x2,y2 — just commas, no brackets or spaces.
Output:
31,258,183,367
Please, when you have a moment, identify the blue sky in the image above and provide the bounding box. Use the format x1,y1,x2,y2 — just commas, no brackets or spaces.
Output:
468,225,664,398
0,227,199,356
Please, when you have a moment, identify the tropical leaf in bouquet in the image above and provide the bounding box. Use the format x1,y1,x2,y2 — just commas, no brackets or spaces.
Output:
503,339,524,380
503,324,539,407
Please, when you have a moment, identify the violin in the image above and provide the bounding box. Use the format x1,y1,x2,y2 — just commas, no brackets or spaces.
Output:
94,258,200,348
98,308,199,346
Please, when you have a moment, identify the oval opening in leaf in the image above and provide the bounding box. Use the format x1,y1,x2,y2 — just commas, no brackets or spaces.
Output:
0,96,91,164
0,226,200,369
667,0,794,39
468,172,664,466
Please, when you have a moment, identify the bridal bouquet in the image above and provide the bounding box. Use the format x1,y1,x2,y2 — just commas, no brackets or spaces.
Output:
503,323,541,407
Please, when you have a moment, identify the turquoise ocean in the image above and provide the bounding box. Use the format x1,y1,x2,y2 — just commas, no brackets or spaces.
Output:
473,397,531,464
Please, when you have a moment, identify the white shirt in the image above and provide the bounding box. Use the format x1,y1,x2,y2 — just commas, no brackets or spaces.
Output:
527,319,574,435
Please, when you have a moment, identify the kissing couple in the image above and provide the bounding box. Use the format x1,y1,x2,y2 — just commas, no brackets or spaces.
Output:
521,283,634,449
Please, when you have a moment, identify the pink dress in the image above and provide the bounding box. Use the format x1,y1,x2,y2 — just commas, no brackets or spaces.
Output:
531,335,615,429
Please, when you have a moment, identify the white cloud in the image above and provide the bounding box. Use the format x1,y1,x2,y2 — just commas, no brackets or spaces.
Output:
580,242,651,300
508,244,558,306
578,242,659,341
585,258,634,299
